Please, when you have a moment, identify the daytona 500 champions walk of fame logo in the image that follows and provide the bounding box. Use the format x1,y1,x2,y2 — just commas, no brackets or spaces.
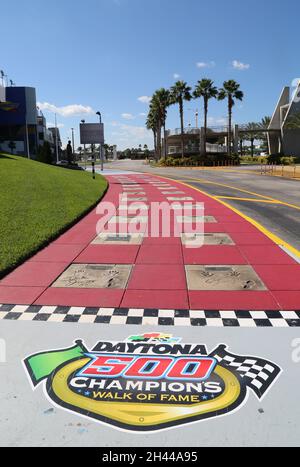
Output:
24,334,282,432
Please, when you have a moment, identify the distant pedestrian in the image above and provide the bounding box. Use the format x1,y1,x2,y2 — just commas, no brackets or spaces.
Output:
66,140,73,165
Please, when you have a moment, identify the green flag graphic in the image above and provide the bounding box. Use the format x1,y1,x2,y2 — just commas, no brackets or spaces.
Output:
24,340,87,387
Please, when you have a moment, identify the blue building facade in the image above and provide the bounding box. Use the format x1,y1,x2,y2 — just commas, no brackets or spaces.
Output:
0,86,38,155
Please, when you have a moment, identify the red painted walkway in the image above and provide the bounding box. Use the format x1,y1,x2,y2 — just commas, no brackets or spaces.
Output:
0,174,299,310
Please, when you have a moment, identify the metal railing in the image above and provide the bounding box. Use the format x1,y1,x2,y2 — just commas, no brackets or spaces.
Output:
168,143,227,155
260,163,300,179
167,125,272,136
167,128,200,136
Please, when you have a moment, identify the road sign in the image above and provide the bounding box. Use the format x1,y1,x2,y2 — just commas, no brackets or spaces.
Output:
80,123,104,145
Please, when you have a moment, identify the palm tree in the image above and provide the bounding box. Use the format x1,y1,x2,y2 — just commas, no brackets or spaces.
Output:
146,109,158,158
218,80,244,156
244,122,260,158
261,116,271,128
150,88,171,159
239,134,248,156
259,116,271,151
194,79,218,156
170,81,192,158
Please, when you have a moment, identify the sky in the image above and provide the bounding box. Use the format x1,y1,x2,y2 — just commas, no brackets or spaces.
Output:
1,0,300,150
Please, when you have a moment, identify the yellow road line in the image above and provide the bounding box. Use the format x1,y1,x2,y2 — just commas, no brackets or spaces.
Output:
215,196,280,204
158,175,300,260
177,175,300,211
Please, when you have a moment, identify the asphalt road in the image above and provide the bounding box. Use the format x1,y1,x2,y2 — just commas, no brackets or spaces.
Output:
102,161,300,252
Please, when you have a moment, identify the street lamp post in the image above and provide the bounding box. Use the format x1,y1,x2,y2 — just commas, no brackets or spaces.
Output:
96,111,104,172
81,119,87,170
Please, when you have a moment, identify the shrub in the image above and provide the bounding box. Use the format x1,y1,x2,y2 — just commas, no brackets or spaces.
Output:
157,154,240,167
267,154,298,165
280,156,297,165
36,142,53,165
241,155,268,164
267,153,282,164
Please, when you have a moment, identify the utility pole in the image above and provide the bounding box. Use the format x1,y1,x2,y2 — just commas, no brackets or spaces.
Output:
81,119,87,170
96,111,103,172
55,113,59,164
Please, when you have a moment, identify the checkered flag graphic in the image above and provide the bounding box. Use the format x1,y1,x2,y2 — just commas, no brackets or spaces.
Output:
210,345,282,399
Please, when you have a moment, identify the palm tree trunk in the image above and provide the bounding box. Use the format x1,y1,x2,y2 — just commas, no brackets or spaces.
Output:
240,139,243,156
204,98,208,157
180,100,184,159
251,138,254,158
153,130,157,158
157,124,162,160
228,99,232,157
163,122,167,159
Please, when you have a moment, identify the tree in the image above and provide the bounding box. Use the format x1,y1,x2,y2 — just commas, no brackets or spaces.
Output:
239,133,249,156
103,144,111,158
146,108,158,159
151,88,171,159
218,80,244,156
259,116,271,150
147,89,170,160
170,81,192,158
244,122,261,158
37,141,53,164
8,141,16,155
194,78,218,156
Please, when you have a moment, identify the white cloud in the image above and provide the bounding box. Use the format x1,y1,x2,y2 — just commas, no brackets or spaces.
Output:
232,60,250,71
110,122,152,148
139,112,147,117
119,123,151,137
138,96,151,104
173,73,180,79
207,116,228,126
37,102,95,117
291,78,300,88
196,61,216,69
121,113,135,120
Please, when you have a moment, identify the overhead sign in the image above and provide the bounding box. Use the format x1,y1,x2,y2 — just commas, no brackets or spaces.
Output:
80,123,104,145
24,334,281,432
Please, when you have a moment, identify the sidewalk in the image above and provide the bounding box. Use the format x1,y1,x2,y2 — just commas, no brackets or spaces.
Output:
0,173,299,318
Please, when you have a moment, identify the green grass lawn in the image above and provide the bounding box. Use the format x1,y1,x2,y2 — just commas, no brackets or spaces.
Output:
0,154,108,278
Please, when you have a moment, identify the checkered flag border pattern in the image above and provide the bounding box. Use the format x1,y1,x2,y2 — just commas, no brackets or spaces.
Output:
0,305,300,327
211,345,282,399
